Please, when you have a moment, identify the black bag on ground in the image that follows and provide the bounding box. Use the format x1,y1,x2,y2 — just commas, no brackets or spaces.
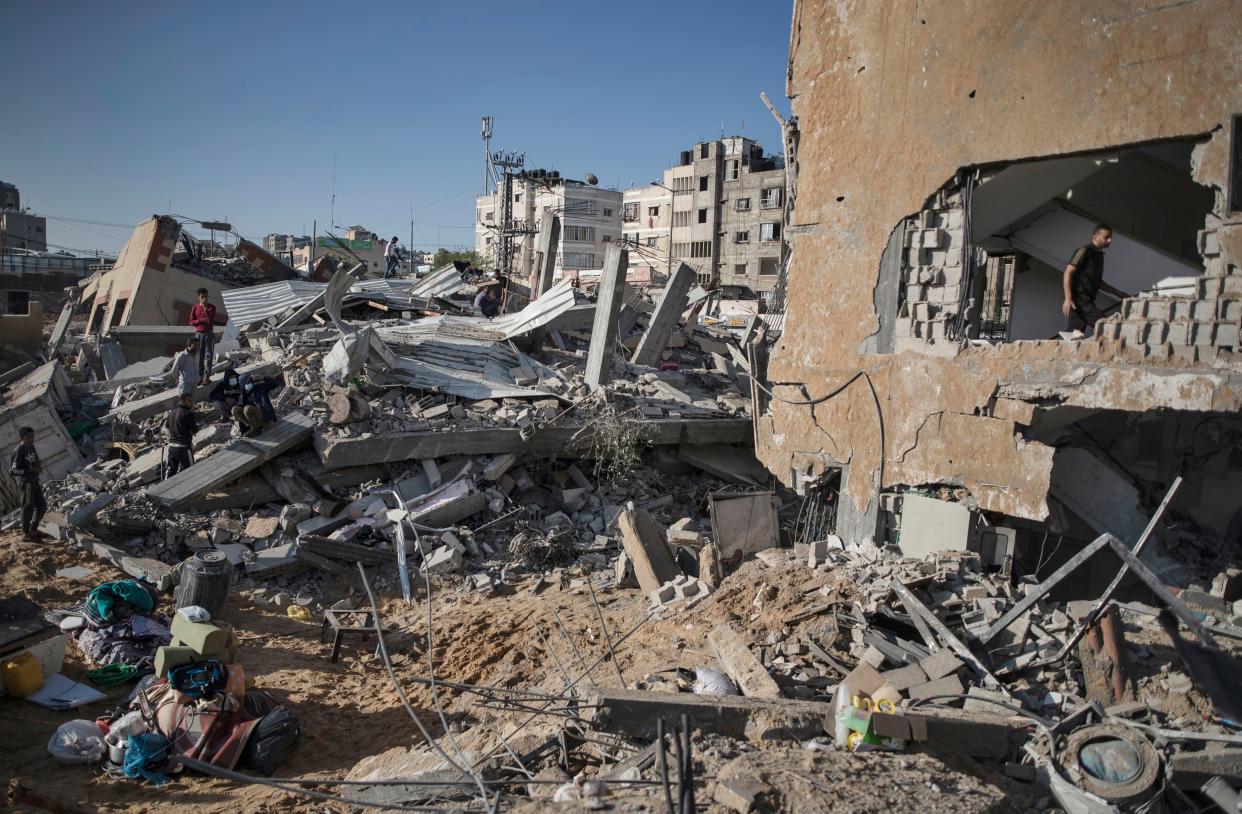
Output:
239,706,299,776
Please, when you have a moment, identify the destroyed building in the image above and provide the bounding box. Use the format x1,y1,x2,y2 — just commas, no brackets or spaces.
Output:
5,3,1242,811
760,0,1242,578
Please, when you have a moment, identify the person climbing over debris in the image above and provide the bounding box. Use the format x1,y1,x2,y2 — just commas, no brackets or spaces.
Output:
209,367,243,421
384,235,401,279
10,426,47,542
473,282,502,318
189,287,217,384
232,372,278,436
163,335,201,396
1062,223,1130,335
164,393,198,480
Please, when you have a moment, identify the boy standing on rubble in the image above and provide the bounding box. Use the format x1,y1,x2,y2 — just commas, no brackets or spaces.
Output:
165,393,198,479
189,287,217,384
10,427,47,542
164,336,201,396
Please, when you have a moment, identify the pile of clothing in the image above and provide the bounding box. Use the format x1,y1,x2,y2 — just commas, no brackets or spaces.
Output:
70,580,171,671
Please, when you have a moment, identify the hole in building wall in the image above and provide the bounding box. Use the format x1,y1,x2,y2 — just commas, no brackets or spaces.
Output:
888,134,1217,348
872,405,1242,604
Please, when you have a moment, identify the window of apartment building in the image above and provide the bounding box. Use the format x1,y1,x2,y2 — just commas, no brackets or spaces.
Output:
602,234,612,242
603,207,613,217
760,222,781,242
562,252,596,268
484,212,494,221
726,159,740,181
672,176,694,192
697,208,708,224
690,241,711,258
759,257,779,275
699,176,709,192
672,210,692,228
761,187,783,208
623,202,640,221
734,231,749,243
514,192,522,203
736,198,751,212
700,143,709,159
646,236,658,247
565,198,596,216
672,242,690,257
6,290,30,315
564,225,596,242
734,263,747,276
647,205,659,217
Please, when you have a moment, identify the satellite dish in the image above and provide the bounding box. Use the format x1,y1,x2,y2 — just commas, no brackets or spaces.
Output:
584,173,598,186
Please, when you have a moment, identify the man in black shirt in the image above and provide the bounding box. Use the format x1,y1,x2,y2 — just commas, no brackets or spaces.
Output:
165,394,198,480
1062,223,1130,334
9,426,47,541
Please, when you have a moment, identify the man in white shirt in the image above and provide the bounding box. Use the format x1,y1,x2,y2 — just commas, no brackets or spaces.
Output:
163,336,201,395
384,236,400,279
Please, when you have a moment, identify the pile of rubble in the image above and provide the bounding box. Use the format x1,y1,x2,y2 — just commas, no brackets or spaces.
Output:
6,250,1242,812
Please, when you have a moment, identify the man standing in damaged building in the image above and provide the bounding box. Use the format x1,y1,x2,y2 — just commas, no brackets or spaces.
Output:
1061,224,1129,334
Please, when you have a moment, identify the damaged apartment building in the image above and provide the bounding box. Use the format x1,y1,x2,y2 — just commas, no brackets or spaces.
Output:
758,0,1242,587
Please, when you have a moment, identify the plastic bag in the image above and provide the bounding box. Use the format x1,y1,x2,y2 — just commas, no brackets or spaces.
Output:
48,719,105,764
239,707,300,776
693,666,738,696
177,605,211,623
109,710,148,740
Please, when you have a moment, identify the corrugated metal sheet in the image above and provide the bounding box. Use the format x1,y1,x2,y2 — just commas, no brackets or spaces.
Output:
220,267,467,327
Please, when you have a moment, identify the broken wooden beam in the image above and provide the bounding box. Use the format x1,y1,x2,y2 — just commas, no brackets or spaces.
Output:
145,412,314,508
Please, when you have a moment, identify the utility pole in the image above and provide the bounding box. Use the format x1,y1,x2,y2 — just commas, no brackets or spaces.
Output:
409,203,414,276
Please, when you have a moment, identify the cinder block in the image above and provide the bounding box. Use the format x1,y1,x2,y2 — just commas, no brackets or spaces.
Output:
880,663,928,692
1192,321,1215,346
1192,299,1217,320
1166,322,1190,345
1145,320,1168,345
907,673,965,701
919,648,965,681
1214,321,1239,348
1145,299,1172,321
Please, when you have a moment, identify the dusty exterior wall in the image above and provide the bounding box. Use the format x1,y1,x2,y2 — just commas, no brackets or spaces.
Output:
0,302,45,354
761,0,1242,535
82,216,228,329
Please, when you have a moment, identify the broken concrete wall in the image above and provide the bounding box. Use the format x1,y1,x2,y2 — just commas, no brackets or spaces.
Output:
82,215,231,331
761,0,1242,538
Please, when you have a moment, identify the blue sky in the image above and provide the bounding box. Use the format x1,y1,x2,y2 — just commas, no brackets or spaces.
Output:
1,1,791,255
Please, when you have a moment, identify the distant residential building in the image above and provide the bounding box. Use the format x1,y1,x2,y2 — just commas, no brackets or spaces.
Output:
291,225,390,276
262,233,312,255
475,173,622,281
0,181,47,252
624,137,785,295
1,181,19,210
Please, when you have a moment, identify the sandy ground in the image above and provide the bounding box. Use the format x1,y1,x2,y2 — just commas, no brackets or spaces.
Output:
1,531,1049,813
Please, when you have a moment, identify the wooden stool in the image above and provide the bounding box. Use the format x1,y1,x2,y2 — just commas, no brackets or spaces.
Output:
320,608,375,663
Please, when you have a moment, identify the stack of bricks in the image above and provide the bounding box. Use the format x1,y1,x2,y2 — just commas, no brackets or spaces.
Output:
894,188,967,344
1093,227,1241,365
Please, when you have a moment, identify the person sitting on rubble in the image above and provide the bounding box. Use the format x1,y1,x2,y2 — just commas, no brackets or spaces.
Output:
209,367,243,421
1061,223,1130,336
162,335,201,396
164,393,198,480
231,372,278,436
474,282,502,318
10,426,47,542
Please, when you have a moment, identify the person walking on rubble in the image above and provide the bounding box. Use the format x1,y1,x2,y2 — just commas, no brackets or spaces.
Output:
10,427,47,542
1062,223,1130,335
163,335,201,396
164,393,198,480
384,235,401,279
189,287,217,384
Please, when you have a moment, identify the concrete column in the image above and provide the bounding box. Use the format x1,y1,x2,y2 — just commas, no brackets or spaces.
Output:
631,261,695,367
584,243,628,388
528,216,562,350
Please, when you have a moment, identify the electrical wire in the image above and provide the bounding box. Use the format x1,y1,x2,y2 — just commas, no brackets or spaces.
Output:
355,564,492,809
